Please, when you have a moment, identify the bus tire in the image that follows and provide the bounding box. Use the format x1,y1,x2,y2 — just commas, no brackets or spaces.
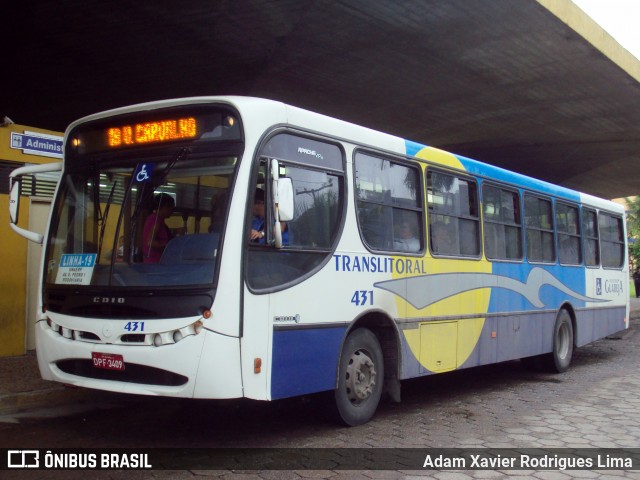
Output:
543,309,574,373
334,328,384,426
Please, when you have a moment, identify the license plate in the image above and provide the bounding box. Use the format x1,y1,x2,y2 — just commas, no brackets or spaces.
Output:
92,352,125,371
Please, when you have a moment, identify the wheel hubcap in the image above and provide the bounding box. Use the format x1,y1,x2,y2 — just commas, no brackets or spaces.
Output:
345,349,377,404
557,322,570,359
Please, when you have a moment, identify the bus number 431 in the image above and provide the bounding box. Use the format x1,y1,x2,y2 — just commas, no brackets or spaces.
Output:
351,290,373,306
124,321,145,332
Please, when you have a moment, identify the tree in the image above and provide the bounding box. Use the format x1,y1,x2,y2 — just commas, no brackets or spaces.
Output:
625,196,640,237
624,196,640,268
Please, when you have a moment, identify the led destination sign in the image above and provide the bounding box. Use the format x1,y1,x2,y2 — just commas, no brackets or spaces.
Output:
67,107,241,157
107,117,197,147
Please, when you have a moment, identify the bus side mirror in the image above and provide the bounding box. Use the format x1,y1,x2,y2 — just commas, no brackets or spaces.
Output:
8,162,62,244
9,178,20,225
277,177,294,222
270,159,294,249
270,159,294,221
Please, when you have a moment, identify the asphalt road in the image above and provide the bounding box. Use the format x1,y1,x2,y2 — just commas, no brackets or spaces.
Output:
2,305,640,479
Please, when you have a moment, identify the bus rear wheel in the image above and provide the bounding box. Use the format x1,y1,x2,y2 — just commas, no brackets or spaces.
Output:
543,309,574,373
334,328,384,426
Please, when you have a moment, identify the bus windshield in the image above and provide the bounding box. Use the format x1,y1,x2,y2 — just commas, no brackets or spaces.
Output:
44,152,237,288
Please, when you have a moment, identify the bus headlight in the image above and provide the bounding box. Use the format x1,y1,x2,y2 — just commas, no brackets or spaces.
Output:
48,318,60,333
153,320,203,347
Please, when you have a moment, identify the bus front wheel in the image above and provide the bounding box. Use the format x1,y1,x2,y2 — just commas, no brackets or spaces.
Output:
543,309,574,373
334,328,384,426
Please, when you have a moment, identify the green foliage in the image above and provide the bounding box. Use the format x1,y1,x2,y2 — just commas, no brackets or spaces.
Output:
629,240,640,269
626,196,640,267
625,196,640,238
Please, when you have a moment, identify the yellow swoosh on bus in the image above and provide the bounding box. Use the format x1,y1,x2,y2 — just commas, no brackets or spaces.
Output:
399,146,492,372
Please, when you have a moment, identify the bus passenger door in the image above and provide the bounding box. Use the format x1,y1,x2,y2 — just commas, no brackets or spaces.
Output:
241,284,271,400
243,135,346,400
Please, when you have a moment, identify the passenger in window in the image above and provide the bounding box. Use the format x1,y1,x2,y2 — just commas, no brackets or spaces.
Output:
250,188,267,242
394,221,420,253
250,188,289,244
142,193,175,263
431,221,454,254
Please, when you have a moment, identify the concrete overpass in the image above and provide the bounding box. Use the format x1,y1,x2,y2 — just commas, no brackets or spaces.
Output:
4,0,640,199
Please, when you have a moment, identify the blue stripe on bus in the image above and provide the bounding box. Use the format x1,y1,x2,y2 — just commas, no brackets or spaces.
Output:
487,262,587,313
271,326,347,400
456,155,582,202
404,139,581,202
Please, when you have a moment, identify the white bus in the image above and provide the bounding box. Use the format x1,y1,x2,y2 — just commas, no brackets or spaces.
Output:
9,97,628,425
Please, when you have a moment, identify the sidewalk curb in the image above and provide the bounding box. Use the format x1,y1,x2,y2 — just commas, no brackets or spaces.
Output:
0,386,100,416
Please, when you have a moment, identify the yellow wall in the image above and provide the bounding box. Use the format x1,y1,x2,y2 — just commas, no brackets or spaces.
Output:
0,123,62,356
0,196,30,356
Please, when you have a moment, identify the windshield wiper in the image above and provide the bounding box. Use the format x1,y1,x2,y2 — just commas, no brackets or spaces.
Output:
164,146,190,179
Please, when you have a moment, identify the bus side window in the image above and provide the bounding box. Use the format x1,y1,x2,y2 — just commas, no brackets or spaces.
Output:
599,213,624,268
427,170,480,257
354,152,423,254
246,135,345,290
556,202,582,265
582,208,600,266
482,184,523,261
524,194,555,263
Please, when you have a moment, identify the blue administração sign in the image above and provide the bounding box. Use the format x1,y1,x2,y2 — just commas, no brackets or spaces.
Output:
10,131,63,158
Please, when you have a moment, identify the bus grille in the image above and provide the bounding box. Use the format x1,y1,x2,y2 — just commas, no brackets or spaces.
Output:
56,359,188,386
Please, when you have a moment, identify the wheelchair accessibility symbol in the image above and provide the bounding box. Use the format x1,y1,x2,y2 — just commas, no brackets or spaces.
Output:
134,163,154,183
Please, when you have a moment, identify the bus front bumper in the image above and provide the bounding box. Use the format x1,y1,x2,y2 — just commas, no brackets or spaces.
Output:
34,318,243,399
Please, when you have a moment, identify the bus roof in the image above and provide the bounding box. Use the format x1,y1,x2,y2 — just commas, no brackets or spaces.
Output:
65,96,623,213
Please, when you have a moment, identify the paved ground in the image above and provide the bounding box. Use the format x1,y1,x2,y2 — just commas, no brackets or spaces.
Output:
0,349,115,417
1,299,640,479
